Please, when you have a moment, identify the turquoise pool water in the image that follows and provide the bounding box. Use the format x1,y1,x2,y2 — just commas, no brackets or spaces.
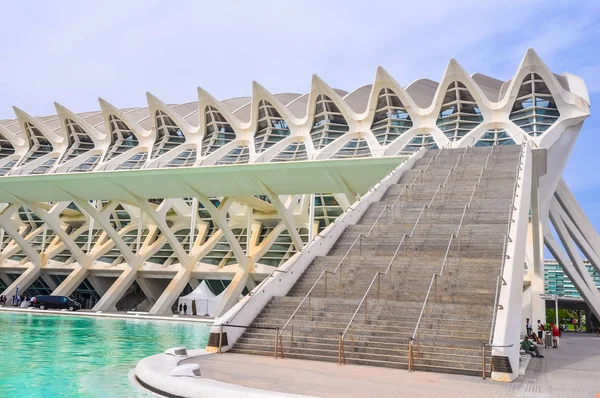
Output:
0,312,211,397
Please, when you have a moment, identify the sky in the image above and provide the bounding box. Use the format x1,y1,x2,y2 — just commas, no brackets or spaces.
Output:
1,0,600,233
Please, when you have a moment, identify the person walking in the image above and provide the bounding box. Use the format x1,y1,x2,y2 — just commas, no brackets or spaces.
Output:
178,303,182,314
526,318,533,336
183,303,188,315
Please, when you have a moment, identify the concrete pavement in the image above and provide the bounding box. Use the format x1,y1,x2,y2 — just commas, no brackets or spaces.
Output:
183,333,600,397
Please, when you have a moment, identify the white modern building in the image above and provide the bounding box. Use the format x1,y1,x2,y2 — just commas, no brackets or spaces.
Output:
0,48,598,352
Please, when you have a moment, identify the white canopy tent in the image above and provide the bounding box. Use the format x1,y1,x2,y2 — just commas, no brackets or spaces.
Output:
177,281,218,316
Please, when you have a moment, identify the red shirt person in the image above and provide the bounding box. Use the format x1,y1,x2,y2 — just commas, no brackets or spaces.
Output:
551,323,560,348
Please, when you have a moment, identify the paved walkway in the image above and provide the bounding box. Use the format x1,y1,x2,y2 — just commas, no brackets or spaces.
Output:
185,334,600,397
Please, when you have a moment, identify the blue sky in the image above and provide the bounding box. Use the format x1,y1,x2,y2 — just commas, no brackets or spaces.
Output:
1,0,599,229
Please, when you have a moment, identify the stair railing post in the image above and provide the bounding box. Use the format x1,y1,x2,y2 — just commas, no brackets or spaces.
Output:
434,274,437,303
218,324,223,354
336,341,343,366
274,328,279,358
408,339,413,372
279,332,284,359
482,344,486,379
291,322,294,345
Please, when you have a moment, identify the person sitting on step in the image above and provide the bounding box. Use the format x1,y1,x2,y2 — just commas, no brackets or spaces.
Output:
521,335,544,358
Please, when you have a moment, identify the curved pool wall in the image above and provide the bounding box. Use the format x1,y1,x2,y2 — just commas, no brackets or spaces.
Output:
0,312,210,397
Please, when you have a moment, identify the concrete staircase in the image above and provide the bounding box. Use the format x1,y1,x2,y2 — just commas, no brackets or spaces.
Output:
231,146,521,376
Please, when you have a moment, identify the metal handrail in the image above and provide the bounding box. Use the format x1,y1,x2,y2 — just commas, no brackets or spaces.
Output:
223,153,430,328
277,152,441,345
481,342,514,379
487,143,526,345
409,148,495,359
223,269,288,325
339,149,473,363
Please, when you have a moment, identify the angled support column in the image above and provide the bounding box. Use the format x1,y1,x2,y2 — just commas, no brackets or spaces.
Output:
1,266,41,300
63,195,141,312
261,184,303,251
149,268,191,315
176,178,252,316
0,271,13,287
52,266,88,297
107,182,192,268
558,202,600,279
148,230,225,315
546,205,600,319
39,273,58,291
136,275,168,305
555,178,600,275
0,204,42,298
8,201,94,298
66,197,139,267
250,223,287,261
189,278,200,290
553,201,600,303
196,196,251,316
6,200,88,265
86,275,112,297
92,267,138,312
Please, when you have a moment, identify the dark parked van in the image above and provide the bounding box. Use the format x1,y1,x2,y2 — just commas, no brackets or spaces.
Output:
32,296,81,311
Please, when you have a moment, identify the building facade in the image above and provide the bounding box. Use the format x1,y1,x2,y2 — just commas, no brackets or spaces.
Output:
545,259,600,298
0,49,598,326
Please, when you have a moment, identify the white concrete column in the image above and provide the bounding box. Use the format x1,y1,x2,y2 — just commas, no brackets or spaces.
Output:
136,275,168,305
92,267,138,312
86,275,112,297
0,204,42,298
0,271,14,287
528,156,546,328
1,266,41,299
149,268,191,315
52,266,89,297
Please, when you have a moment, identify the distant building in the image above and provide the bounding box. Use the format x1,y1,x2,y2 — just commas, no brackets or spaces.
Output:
545,259,600,298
